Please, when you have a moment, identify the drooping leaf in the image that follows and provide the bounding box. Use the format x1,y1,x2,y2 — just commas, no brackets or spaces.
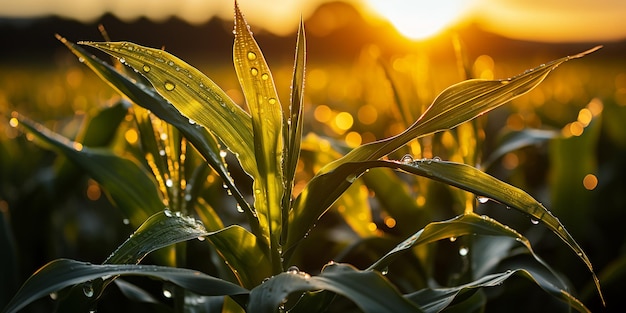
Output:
104,210,209,265
57,36,257,232
287,158,604,302
1,259,249,313
367,213,529,271
206,226,273,289
406,269,590,313
16,113,162,226
233,2,284,269
248,263,423,313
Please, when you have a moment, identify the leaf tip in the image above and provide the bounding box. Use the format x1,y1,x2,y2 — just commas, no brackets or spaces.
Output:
571,45,602,59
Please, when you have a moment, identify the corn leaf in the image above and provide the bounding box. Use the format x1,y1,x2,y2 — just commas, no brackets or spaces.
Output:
77,40,257,181
287,159,603,302
282,18,307,244
1,259,249,313
482,129,559,170
205,225,273,289
57,36,257,230
248,263,423,313
232,3,285,266
406,269,590,313
319,46,601,174
16,114,162,226
104,210,209,265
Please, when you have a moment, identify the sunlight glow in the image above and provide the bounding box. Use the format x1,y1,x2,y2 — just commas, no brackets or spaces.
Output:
363,0,474,40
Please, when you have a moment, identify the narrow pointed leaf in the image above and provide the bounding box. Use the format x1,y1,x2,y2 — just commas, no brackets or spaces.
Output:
319,46,600,174
248,263,422,313
406,269,590,313
104,210,209,265
482,129,559,169
233,3,284,269
57,36,256,230
16,114,162,226
78,40,257,181
1,259,249,313
282,17,307,244
205,225,272,289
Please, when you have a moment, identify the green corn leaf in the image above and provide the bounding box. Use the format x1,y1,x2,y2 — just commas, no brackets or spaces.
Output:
57,36,257,231
205,225,273,289
104,210,209,265
406,269,590,313
248,263,423,313
1,259,249,313
319,46,601,175
77,39,257,182
282,17,307,245
16,114,162,226
287,158,603,303
233,2,284,267
367,213,529,271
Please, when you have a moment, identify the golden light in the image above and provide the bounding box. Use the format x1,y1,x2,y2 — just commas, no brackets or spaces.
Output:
583,174,598,191
363,0,474,40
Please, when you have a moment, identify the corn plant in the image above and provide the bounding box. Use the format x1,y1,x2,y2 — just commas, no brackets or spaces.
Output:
2,2,605,312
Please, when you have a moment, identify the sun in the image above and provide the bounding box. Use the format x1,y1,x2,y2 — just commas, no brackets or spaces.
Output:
363,0,474,40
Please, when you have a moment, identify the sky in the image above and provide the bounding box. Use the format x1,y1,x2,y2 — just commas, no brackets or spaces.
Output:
1,0,625,43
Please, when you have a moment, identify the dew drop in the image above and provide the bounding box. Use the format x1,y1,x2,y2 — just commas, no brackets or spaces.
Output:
197,236,206,241
188,118,196,125
261,73,269,80
142,64,151,72
83,282,94,298
250,67,259,76
164,209,173,217
49,292,58,300
247,51,257,60
268,98,277,105
78,57,85,63
159,149,166,156
477,196,489,204
400,154,414,163
236,204,244,213
530,218,539,225
432,156,441,162
165,179,173,188
162,286,173,298
119,57,126,64
164,81,176,91
122,218,130,225
449,236,457,242
459,246,469,256
219,150,228,158
381,267,389,275
287,266,299,274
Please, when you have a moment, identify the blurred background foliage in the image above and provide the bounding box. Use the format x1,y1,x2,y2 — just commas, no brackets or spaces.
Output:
1,2,625,312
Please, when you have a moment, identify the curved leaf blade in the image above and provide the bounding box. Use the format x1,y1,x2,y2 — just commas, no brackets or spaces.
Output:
319,46,601,174
406,269,590,313
248,263,422,313
482,129,559,170
288,158,603,302
1,259,249,313
104,210,209,265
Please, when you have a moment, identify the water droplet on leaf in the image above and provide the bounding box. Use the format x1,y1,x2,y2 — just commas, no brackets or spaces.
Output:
287,266,299,274
164,81,175,91
250,67,259,76
400,154,414,163
83,282,94,298
119,57,125,64
459,246,469,256
142,64,151,72
247,51,257,60
531,218,539,225
449,236,457,242
477,196,489,204
261,73,269,80
122,218,129,225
